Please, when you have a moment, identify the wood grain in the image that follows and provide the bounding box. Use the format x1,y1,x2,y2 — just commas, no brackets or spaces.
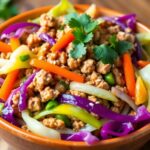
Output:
1,0,150,149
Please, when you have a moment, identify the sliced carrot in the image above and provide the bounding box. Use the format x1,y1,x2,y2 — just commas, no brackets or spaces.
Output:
30,59,84,83
0,39,20,101
0,41,12,53
10,38,20,51
123,53,136,97
0,70,19,101
51,30,75,52
137,60,150,68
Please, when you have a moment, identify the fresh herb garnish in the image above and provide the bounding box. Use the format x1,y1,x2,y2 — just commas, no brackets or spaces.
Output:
59,80,69,90
93,35,133,64
20,54,30,62
93,44,118,64
66,13,98,58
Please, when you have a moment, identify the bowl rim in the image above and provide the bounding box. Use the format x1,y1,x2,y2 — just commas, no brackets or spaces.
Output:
0,4,150,148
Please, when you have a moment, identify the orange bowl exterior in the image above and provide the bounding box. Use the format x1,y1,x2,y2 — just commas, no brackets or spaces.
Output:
0,4,150,150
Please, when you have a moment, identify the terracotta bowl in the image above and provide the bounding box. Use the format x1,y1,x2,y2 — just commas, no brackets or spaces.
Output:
0,4,150,150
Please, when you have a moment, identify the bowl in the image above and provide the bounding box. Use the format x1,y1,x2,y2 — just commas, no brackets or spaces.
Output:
0,4,150,150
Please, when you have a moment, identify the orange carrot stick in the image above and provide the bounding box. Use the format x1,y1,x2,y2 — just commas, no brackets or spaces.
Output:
0,38,20,101
123,53,136,97
0,41,12,53
51,30,75,52
10,38,20,51
0,70,19,101
137,60,150,68
30,59,84,83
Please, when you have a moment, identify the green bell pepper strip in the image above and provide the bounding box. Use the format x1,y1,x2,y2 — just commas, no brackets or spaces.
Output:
34,104,102,129
45,100,59,110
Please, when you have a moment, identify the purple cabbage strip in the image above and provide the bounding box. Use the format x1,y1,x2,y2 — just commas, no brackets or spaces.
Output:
2,88,20,126
18,72,37,111
1,22,40,40
58,94,135,123
39,33,56,46
66,131,99,145
100,121,134,139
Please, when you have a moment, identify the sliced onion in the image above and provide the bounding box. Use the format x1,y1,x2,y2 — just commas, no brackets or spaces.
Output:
111,87,137,111
58,94,134,122
1,22,40,40
22,110,60,139
39,33,56,46
70,82,118,102
121,104,130,115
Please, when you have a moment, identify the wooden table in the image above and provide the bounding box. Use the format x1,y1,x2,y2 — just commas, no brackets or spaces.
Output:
1,0,150,149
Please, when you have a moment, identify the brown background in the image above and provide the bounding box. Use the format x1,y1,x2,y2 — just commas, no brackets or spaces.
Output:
1,0,150,149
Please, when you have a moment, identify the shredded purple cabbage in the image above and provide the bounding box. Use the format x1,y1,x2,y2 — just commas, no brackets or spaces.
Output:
58,94,135,122
2,88,20,125
39,33,56,46
66,131,99,145
18,72,37,111
1,22,40,40
100,121,134,139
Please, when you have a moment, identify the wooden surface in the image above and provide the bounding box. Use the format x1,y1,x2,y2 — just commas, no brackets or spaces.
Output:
1,0,150,149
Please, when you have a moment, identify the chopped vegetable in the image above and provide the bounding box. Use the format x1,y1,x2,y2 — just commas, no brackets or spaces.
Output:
39,33,56,46
0,70,19,101
47,0,76,17
137,60,150,68
100,121,134,139
58,94,134,122
136,33,150,45
2,88,20,125
135,76,148,105
70,82,118,102
1,22,40,40
51,30,75,52
45,100,59,110
55,114,71,127
0,45,35,74
0,103,4,115
34,104,102,129
139,65,150,111
10,38,20,51
0,41,12,53
123,53,136,97
104,72,115,85
19,72,37,111
85,4,98,18
111,87,137,111
22,110,61,139
66,131,99,145
19,54,30,62
30,59,84,83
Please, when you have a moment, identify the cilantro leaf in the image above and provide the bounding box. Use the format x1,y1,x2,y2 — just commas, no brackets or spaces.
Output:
79,14,91,26
68,18,82,29
117,41,133,55
109,35,118,49
70,43,86,59
84,21,98,33
93,44,118,64
83,32,93,43
65,13,78,23
109,35,133,55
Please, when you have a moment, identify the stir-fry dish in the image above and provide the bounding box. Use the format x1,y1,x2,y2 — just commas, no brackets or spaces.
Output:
1,0,150,145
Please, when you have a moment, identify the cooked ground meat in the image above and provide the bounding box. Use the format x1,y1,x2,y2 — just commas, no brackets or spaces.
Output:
28,97,41,112
96,61,111,74
42,117,65,129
